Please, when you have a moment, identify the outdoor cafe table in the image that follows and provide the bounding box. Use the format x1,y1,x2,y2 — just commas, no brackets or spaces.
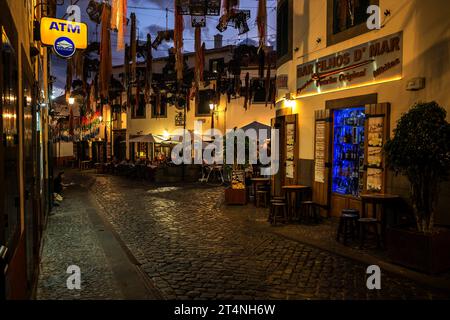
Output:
252,178,271,205
282,185,312,222
360,193,401,245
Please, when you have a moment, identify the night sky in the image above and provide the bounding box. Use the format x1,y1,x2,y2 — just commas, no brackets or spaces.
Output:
52,0,277,96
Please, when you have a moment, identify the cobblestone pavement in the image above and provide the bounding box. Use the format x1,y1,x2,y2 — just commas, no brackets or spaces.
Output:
37,184,125,300
86,172,448,300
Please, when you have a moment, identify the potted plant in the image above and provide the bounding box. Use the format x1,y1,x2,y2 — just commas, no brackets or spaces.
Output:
384,101,450,273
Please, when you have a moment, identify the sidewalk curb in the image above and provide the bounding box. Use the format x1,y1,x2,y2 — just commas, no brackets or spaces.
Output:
83,176,165,300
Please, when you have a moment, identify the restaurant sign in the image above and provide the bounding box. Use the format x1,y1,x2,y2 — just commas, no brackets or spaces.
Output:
40,17,88,58
297,32,402,97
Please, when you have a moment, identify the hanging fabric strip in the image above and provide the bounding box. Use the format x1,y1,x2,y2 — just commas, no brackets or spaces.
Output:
256,0,267,52
194,26,202,91
258,49,265,79
200,42,205,82
265,53,271,107
99,4,112,100
65,59,73,102
243,72,249,110
174,1,184,82
111,0,127,51
130,13,137,85
145,34,153,104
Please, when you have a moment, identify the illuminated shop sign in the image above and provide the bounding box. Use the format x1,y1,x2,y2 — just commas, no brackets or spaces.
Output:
40,17,88,58
296,32,403,97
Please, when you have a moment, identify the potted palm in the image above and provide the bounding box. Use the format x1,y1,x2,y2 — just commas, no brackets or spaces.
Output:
384,101,450,273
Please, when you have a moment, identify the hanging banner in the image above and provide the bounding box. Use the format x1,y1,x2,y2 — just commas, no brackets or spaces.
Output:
40,17,88,58
297,32,402,97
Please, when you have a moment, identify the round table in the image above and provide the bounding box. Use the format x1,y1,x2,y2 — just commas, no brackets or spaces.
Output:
251,178,271,205
282,185,312,222
360,193,400,246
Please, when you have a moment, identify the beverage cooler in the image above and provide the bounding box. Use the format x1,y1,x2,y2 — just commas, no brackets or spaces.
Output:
312,104,390,217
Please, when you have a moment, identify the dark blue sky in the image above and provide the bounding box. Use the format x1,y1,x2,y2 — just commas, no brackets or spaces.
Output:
52,0,277,95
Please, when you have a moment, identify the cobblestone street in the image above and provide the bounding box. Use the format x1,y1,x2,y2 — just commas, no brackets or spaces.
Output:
37,171,448,300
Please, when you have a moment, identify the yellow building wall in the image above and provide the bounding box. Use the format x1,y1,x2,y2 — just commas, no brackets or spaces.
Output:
276,0,450,223
278,0,450,160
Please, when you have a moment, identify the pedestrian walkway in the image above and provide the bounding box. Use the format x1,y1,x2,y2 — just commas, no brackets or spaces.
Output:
35,170,449,300
36,174,159,300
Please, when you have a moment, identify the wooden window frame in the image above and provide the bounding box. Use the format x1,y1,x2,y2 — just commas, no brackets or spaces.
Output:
327,0,379,46
131,92,146,119
276,0,293,67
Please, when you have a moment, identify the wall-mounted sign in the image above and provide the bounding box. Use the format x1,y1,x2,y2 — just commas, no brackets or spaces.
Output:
40,17,88,58
297,32,402,97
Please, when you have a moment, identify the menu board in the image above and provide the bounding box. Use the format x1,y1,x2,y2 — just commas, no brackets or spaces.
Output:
366,117,384,192
314,121,326,183
286,124,295,179
367,168,383,192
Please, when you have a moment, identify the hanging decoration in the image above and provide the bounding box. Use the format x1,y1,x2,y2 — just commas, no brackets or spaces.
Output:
265,53,271,107
65,59,73,102
86,0,103,24
145,34,153,103
130,13,137,85
176,0,222,16
99,4,112,100
174,1,184,82
111,0,127,51
258,49,265,79
243,72,249,110
194,26,203,91
152,30,175,50
256,0,267,52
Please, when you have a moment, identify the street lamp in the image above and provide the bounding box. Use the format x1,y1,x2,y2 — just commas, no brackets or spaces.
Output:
68,97,75,105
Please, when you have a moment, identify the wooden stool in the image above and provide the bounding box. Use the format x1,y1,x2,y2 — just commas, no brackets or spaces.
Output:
359,218,382,249
300,201,321,224
256,190,269,208
336,210,360,245
270,202,287,225
271,196,286,202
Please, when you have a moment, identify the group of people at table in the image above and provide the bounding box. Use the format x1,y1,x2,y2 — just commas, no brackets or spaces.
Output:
92,154,172,178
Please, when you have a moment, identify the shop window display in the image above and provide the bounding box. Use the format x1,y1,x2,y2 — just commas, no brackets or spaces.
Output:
332,107,365,197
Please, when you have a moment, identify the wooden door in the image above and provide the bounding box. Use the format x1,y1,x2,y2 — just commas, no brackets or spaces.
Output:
313,110,332,216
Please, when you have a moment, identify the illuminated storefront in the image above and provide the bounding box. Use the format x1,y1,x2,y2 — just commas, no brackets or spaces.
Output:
275,0,450,220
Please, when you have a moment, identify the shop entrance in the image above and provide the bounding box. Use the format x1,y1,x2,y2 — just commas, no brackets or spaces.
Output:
313,98,390,217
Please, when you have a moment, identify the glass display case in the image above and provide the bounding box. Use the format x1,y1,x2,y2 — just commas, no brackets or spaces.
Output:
332,107,366,197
